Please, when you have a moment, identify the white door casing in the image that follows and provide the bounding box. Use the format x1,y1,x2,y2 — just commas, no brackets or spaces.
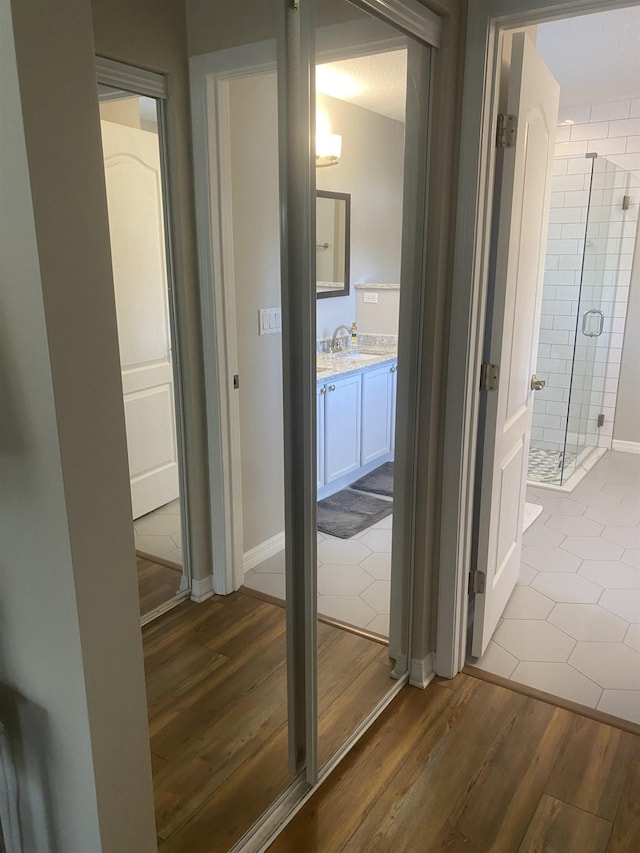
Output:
471,32,559,657
101,119,180,520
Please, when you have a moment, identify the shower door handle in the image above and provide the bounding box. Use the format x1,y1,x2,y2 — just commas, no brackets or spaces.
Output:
531,375,546,391
582,308,604,337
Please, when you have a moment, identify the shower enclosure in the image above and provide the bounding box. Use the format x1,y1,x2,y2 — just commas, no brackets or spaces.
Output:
528,154,639,486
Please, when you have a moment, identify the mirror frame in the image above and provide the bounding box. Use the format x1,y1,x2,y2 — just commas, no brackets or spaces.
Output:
316,190,350,299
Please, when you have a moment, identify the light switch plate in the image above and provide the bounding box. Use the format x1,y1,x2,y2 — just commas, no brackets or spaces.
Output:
258,307,282,335
363,292,378,304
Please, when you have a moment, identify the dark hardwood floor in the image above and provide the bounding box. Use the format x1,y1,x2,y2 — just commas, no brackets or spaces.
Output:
269,674,640,852
137,554,183,616
143,592,393,852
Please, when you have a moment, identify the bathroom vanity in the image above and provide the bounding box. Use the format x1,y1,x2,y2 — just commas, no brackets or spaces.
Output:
317,351,397,499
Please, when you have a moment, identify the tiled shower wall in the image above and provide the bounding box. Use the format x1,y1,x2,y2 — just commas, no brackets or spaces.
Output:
532,98,640,457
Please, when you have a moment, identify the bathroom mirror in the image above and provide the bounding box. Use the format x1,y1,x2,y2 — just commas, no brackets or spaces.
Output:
316,190,350,298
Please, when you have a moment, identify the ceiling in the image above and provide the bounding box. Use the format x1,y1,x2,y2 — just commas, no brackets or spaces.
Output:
320,5,640,121
537,6,640,113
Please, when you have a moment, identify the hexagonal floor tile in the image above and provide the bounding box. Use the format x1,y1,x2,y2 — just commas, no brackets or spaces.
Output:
584,505,640,527
546,515,604,537
562,537,623,561
366,613,390,637
571,484,621,508
318,538,372,564
523,525,565,547
317,594,377,628
601,482,640,500
623,549,640,569
360,551,392,580
511,661,602,707
536,496,586,516
599,589,640,623
360,580,391,614
602,527,640,550
156,499,181,516
503,586,554,620
547,603,628,642
493,620,575,661
317,564,374,596
162,548,184,567
590,466,639,484
518,562,537,585
243,569,286,600
521,546,582,573
578,560,640,589
597,690,640,725
475,640,518,679
134,533,176,557
358,528,392,553
569,642,640,689
135,512,181,536
624,623,640,653
531,572,603,604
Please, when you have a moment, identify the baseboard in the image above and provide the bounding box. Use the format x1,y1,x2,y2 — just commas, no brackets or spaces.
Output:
612,439,640,455
190,575,214,603
409,653,435,689
243,532,285,572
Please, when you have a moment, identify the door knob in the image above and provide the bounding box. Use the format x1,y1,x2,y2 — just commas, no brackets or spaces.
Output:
531,375,546,391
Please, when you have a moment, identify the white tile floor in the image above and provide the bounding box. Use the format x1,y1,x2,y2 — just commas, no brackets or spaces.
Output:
133,499,183,566
474,450,640,725
243,512,393,637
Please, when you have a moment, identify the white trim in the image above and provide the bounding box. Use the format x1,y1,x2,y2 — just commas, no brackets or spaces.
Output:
95,56,167,99
190,575,214,603
409,653,435,689
437,0,638,680
612,439,640,455
353,0,441,48
243,532,286,573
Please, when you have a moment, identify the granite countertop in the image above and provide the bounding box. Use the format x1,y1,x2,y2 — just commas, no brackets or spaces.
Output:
316,349,397,383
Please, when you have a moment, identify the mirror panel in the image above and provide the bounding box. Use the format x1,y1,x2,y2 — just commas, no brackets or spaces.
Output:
316,190,350,298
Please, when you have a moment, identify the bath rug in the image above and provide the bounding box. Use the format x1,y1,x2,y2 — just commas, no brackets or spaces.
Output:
523,502,543,532
318,489,393,539
350,461,394,498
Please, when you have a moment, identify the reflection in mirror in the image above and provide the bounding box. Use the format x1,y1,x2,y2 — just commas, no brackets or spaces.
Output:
316,190,350,298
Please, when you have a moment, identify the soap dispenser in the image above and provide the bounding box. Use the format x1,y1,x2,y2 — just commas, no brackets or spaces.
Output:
350,321,358,351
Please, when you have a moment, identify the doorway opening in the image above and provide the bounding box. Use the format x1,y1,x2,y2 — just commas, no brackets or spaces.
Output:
466,7,640,727
97,67,191,623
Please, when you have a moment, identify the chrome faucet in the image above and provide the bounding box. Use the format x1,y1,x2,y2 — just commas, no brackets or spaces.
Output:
331,323,356,352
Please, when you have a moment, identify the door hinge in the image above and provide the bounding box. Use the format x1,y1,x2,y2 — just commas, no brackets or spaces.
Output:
233,374,240,389
480,362,499,392
469,569,486,595
496,113,517,149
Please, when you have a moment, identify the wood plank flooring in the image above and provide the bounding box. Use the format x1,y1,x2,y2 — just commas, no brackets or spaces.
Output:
143,592,393,852
269,674,640,853
137,554,182,616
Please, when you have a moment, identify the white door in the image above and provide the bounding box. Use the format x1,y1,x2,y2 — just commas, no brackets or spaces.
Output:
361,365,393,465
472,33,559,657
324,374,362,483
101,119,179,520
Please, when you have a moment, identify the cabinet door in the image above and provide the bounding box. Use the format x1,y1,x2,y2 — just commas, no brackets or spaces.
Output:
361,365,393,465
317,384,325,489
390,363,398,452
324,374,361,483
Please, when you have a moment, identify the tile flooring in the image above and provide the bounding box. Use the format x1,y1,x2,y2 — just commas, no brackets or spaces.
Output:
243,512,392,637
133,499,183,567
475,450,640,725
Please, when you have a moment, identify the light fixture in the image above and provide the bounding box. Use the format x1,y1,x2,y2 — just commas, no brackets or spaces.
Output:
316,132,342,167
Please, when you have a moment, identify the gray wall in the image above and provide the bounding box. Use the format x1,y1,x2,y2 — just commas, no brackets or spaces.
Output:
91,0,212,582
2,0,156,848
614,214,640,444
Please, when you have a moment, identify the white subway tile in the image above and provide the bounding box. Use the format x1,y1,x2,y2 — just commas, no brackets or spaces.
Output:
547,224,563,240
571,121,610,141
564,190,590,207
591,137,627,156
567,157,593,175
561,223,588,239
609,117,640,137
555,140,589,158
546,238,580,255
543,428,567,444
559,107,591,125
552,158,569,175
558,255,582,270
590,101,631,122
626,135,640,153
550,344,574,360
548,206,586,224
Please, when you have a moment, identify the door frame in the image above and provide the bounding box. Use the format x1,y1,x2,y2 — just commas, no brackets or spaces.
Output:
436,0,638,678
190,2,441,595
96,56,193,594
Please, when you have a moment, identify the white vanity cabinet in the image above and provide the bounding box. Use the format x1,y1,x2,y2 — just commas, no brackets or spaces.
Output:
361,363,394,465
317,383,325,489
322,373,362,484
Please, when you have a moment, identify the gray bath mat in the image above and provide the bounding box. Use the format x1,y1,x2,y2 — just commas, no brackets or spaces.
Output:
350,462,394,498
317,489,393,539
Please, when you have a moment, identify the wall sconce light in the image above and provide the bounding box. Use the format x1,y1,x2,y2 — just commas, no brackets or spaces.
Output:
316,132,342,168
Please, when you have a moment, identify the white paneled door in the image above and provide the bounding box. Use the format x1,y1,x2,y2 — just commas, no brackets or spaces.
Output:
472,33,559,657
101,119,179,520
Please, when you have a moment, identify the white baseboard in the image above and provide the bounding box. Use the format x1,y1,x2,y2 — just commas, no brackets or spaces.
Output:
191,575,214,603
612,439,640,455
243,531,285,573
409,653,435,689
